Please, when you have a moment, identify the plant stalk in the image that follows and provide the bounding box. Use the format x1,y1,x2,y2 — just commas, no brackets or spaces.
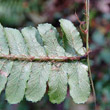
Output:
85,0,96,108
0,51,91,62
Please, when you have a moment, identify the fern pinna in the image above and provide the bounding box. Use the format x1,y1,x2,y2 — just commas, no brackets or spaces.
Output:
0,19,90,104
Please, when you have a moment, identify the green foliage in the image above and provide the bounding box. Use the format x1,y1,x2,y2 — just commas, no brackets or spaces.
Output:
25,62,51,102
6,62,31,104
48,63,68,104
60,19,86,56
0,19,90,104
0,0,25,26
68,62,90,104
0,0,45,26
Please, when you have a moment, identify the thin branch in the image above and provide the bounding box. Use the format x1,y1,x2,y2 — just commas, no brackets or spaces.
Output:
85,0,97,109
0,50,91,62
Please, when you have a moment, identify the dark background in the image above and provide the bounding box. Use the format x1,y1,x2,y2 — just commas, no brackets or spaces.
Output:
0,0,110,110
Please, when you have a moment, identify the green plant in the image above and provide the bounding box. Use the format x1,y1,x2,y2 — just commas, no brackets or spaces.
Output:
0,0,46,26
0,0,25,26
0,18,90,104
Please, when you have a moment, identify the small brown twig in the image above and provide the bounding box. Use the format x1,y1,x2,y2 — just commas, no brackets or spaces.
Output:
75,12,88,34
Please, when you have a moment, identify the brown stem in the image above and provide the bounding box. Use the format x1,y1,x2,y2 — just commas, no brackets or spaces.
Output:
85,0,97,109
0,50,91,62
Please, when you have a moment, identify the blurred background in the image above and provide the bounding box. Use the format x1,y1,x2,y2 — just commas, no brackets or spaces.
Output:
0,0,110,110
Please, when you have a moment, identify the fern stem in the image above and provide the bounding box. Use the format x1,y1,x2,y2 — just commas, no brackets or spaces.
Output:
0,51,91,62
85,0,96,108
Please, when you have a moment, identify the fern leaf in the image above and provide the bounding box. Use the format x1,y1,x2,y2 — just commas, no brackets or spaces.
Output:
0,19,90,104
0,60,13,94
59,19,86,56
38,24,66,57
0,24,9,55
48,63,68,104
25,62,51,102
6,62,32,104
21,27,46,57
4,28,28,55
68,62,90,103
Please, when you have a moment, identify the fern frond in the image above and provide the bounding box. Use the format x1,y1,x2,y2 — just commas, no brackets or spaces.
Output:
0,19,90,104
